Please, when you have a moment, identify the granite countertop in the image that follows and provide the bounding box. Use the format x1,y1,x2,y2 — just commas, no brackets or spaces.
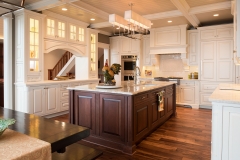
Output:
67,81,175,95
180,79,199,81
209,83,240,104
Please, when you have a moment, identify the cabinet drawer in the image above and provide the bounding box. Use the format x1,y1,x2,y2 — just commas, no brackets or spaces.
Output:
200,93,212,106
134,93,149,103
60,100,69,111
180,81,195,86
60,84,69,91
166,86,173,94
71,82,80,87
60,90,69,99
200,83,219,92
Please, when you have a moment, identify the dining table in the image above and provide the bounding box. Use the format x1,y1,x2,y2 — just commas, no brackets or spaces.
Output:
0,107,103,160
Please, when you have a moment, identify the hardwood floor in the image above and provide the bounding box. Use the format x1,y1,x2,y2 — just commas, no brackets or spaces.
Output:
51,107,212,160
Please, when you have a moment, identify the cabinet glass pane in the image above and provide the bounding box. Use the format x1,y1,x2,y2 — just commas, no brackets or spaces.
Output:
30,61,39,71
90,34,96,71
78,28,84,42
29,18,39,71
58,22,65,38
70,25,76,40
47,19,54,36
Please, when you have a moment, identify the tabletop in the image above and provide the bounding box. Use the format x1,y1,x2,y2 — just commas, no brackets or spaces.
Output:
0,107,90,153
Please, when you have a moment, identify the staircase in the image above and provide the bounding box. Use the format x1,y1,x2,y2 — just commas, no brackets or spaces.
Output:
48,51,74,80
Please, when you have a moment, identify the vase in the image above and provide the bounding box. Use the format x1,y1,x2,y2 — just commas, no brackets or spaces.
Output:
104,75,116,86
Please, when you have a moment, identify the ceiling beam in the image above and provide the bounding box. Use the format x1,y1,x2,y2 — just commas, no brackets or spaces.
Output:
189,1,231,15
68,1,109,21
142,10,183,20
170,0,200,27
90,22,112,29
25,0,78,11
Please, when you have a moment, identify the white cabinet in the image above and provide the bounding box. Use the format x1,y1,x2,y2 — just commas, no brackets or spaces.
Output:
236,66,240,83
30,84,59,116
199,81,220,106
200,39,233,82
200,27,233,40
179,87,195,104
211,103,240,160
88,29,98,78
187,30,198,65
45,17,67,41
110,35,141,56
68,23,85,45
14,9,45,82
177,80,199,109
142,35,155,66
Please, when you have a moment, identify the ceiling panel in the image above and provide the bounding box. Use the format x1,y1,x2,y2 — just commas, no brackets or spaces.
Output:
47,4,106,24
185,0,230,7
4,0,41,6
196,9,233,26
99,16,191,34
75,0,177,16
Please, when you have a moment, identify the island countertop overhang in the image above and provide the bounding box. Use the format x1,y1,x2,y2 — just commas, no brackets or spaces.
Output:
67,81,175,95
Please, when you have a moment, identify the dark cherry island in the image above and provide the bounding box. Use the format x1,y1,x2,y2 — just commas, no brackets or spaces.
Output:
68,81,176,154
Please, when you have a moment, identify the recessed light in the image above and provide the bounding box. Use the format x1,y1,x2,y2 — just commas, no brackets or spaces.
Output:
168,20,172,23
213,14,219,17
62,8,67,11
90,18,95,21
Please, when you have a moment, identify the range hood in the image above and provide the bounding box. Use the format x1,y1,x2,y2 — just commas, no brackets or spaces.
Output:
149,24,188,58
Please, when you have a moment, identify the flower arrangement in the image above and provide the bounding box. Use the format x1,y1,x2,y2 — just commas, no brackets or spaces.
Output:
102,62,121,85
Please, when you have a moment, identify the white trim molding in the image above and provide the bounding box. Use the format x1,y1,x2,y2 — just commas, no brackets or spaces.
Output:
143,10,183,20
90,22,112,29
2,13,13,109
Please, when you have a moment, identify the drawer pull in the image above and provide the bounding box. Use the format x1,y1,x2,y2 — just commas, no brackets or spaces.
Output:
142,96,146,99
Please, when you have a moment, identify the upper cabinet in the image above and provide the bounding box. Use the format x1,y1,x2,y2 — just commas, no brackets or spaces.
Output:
68,23,85,45
187,30,199,66
110,35,141,55
142,35,155,66
45,17,67,41
200,28,233,40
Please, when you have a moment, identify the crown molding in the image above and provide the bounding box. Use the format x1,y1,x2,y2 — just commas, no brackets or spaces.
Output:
189,1,231,15
142,10,183,20
170,0,200,27
90,22,112,29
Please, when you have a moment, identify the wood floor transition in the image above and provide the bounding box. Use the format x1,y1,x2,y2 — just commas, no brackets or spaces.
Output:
51,106,212,160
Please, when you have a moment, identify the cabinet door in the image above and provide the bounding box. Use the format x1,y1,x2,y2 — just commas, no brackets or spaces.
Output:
69,23,78,43
120,37,131,54
200,29,216,40
149,101,161,129
216,40,233,82
236,66,240,83
45,85,59,114
165,93,174,114
201,41,216,81
73,91,96,134
131,39,140,54
32,87,45,115
99,94,125,142
180,87,195,104
188,32,198,65
56,20,66,41
217,28,233,39
134,101,149,142
45,18,56,39
110,38,120,55
143,36,151,65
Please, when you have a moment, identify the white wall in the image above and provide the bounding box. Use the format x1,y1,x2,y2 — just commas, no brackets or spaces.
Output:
0,19,3,39
44,49,66,80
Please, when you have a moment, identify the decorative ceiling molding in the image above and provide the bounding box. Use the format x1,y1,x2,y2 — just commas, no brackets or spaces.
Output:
90,22,112,29
142,10,183,20
68,1,109,21
189,1,232,15
170,0,200,27
25,0,78,11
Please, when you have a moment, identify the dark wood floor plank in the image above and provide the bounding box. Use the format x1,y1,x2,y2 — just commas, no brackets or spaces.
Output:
52,107,212,160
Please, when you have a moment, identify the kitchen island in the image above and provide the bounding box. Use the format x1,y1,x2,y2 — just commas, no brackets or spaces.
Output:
68,81,176,154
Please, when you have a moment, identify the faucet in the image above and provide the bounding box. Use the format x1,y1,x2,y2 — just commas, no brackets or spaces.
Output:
134,66,141,84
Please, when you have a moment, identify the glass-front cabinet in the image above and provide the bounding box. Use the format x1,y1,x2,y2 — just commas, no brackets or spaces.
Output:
69,23,85,44
90,34,96,72
29,18,40,72
45,17,66,41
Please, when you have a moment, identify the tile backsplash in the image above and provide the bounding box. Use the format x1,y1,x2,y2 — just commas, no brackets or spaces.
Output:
142,54,198,79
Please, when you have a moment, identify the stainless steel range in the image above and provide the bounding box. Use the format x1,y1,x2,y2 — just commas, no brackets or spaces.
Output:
154,77,183,85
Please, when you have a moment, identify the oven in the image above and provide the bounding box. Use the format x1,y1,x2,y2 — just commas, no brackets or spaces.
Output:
121,55,138,81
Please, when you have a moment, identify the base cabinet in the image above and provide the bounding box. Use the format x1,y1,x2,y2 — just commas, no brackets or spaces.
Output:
211,103,240,160
69,84,176,154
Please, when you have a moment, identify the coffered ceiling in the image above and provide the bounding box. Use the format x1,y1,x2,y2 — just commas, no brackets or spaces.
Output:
1,0,233,35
